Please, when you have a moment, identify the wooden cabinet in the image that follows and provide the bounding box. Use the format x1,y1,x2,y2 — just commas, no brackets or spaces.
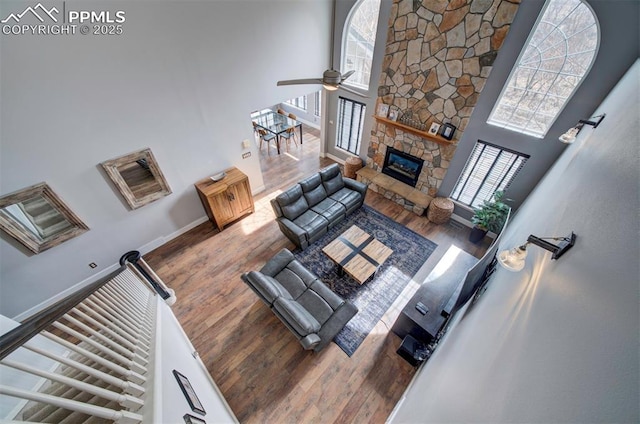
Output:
195,167,254,231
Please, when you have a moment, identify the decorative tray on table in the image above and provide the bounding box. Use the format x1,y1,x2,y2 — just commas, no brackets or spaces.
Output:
210,172,226,182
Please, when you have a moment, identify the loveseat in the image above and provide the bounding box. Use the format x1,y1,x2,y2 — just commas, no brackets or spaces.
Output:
270,163,367,249
241,248,358,352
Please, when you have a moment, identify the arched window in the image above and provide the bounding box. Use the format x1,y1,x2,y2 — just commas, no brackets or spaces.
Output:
341,0,381,90
487,0,598,137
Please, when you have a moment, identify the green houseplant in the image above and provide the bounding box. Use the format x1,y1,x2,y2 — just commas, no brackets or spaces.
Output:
469,191,511,243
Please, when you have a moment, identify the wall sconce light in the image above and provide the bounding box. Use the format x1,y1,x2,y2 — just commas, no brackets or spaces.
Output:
498,232,577,272
559,114,606,144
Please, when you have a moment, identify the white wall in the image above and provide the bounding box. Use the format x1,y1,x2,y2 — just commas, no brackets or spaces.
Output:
390,60,639,423
0,0,331,318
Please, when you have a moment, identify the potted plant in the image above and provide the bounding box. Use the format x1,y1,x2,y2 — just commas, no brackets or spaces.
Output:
469,191,511,243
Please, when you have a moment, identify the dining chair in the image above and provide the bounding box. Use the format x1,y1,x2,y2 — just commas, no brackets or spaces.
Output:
277,108,286,115
279,127,299,151
257,128,277,155
288,113,297,120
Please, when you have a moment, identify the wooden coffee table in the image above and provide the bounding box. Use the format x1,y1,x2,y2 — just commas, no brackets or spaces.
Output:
322,225,393,284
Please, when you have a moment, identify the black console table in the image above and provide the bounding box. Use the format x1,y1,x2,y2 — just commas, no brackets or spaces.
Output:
392,246,478,345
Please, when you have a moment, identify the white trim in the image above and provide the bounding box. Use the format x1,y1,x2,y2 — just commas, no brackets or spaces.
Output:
0,315,71,420
325,153,346,165
335,145,360,157
450,212,498,239
450,213,473,228
450,198,475,214
12,214,212,322
251,185,266,195
12,263,121,322
158,299,238,422
486,0,600,138
341,0,380,91
150,295,162,423
138,216,209,255
295,116,320,130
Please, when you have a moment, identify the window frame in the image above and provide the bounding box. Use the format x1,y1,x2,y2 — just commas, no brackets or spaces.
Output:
314,91,321,117
487,0,599,138
450,140,530,209
285,95,307,111
340,0,381,91
336,96,366,155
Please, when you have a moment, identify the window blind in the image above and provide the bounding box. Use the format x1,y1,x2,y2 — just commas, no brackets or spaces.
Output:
314,91,321,117
336,96,366,155
451,140,529,208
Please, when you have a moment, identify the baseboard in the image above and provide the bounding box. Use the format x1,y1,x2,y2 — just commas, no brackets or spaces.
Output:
12,263,121,322
449,213,497,238
296,117,320,130
251,184,266,195
13,215,211,322
139,216,210,255
450,213,473,228
325,153,346,165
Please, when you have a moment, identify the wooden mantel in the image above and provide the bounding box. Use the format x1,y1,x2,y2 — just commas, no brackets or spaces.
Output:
374,116,455,146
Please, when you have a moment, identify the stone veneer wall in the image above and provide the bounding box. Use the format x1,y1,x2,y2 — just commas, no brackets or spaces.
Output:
368,0,520,197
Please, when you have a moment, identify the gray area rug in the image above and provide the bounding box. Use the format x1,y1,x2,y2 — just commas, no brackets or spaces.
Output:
293,206,437,356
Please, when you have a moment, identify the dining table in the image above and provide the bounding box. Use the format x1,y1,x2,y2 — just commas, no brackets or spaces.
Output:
252,110,303,154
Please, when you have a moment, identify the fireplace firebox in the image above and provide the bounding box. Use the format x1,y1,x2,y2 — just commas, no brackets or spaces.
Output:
381,147,424,187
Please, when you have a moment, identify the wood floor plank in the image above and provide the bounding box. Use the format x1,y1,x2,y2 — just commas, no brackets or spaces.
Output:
144,125,490,423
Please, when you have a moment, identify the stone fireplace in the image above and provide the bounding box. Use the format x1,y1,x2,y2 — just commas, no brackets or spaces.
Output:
368,129,455,197
382,147,424,187
366,0,520,200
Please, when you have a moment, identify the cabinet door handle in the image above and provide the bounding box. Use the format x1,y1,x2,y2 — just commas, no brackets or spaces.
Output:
228,192,235,201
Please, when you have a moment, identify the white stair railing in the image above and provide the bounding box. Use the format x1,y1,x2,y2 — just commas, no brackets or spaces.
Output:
0,252,172,423
0,386,143,423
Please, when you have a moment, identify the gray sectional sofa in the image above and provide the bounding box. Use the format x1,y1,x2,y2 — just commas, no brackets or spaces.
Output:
241,248,358,352
270,163,367,250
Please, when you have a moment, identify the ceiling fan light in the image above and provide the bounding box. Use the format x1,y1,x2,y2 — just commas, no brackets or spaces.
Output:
323,83,338,91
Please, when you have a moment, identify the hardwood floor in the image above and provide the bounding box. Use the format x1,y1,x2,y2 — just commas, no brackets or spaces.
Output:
144,126,490,423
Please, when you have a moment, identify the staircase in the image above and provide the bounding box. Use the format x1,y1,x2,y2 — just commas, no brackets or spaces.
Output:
0,253,236,423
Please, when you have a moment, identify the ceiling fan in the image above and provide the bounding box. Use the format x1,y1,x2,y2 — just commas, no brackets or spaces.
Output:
276,1,367,98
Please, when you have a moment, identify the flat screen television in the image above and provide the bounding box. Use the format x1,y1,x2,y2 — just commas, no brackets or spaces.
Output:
443,208,511,319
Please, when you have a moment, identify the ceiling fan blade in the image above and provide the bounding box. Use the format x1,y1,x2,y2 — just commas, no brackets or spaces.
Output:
337,84,369,98
277,78,324,86
341,70,355,81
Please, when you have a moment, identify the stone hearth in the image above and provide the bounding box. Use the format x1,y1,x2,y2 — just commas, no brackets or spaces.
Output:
356,167,432,215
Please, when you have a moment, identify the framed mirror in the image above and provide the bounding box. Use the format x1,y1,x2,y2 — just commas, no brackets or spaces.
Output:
101,148,172,210
0,182,89,254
